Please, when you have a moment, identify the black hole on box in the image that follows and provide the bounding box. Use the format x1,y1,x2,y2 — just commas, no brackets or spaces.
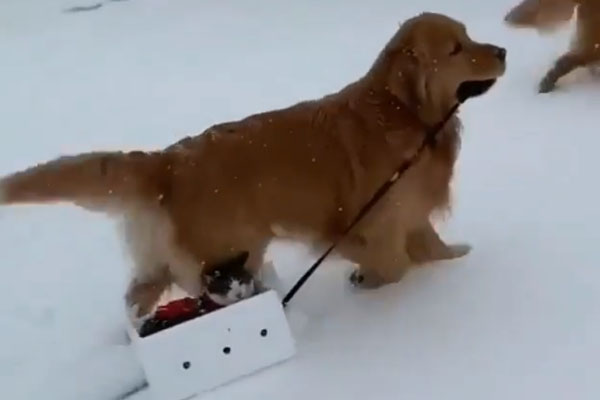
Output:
223,346,231,355
260,329,268,337
182,361,191,370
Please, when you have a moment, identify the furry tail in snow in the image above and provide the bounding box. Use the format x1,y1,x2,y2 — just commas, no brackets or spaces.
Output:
0,150,168,210
504,0,576,32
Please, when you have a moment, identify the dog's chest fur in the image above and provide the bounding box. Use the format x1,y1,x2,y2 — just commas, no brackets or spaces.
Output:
345,92,461,222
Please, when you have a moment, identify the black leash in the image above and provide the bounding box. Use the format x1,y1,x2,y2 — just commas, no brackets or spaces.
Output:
281,101,461,308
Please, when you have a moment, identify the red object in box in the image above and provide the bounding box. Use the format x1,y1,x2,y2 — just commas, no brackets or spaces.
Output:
154,297,200,320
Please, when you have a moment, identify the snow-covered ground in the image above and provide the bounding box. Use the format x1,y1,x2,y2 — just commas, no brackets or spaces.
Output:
2,0,600,399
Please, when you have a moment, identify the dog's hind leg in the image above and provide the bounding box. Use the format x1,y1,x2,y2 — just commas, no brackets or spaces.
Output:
120,209,177,318
125,266,171,318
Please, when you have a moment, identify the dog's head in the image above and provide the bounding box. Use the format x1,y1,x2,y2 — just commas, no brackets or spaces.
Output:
372,13,506,122
504,0,576,32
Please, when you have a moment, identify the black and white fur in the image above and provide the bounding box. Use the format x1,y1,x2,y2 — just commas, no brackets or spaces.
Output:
202,251,257,306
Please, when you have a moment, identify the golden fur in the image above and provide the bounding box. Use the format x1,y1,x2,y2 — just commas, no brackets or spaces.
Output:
0,13,506,316
504,0,600,92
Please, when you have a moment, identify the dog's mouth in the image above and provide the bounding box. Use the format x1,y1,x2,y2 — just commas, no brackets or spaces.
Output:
456,79,497,103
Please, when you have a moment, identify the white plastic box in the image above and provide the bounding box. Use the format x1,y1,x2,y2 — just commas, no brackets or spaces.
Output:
126,264,296,400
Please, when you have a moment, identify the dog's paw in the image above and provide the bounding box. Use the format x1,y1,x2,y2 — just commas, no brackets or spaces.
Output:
349,269,365,287
349,269,385,289
538,79,556,93
448,243,472,259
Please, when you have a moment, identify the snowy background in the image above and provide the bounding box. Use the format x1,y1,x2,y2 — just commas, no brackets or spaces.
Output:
2,0,600,399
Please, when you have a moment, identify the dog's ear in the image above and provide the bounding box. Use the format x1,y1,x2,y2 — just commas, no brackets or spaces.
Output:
382,19,432,107
385,47,429,109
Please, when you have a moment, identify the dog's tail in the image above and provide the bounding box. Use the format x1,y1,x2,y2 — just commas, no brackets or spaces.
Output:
504,0,576,32
0,150,168,211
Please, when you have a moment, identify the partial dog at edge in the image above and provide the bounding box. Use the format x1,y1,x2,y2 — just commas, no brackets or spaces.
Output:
0,12,506,317
505,0,600,92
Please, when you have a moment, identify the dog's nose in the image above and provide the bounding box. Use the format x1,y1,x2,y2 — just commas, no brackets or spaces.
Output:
494,46,507,62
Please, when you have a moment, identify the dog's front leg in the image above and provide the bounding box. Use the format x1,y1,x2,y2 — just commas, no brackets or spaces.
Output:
405,220,471,264
539,52,590,93
340,230,411,289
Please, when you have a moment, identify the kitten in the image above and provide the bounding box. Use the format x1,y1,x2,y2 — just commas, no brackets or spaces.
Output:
202,251,256,306
138,251,257,337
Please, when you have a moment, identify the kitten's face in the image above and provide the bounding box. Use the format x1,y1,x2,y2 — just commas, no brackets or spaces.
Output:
204,261,256,306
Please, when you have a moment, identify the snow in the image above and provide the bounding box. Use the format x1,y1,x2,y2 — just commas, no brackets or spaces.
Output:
1,0,600,399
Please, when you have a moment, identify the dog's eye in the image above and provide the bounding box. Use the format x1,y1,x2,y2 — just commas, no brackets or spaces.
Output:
449,42,463,56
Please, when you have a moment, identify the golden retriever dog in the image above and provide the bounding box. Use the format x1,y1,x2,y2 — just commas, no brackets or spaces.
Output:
0,13,506,317
504,0,600,92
